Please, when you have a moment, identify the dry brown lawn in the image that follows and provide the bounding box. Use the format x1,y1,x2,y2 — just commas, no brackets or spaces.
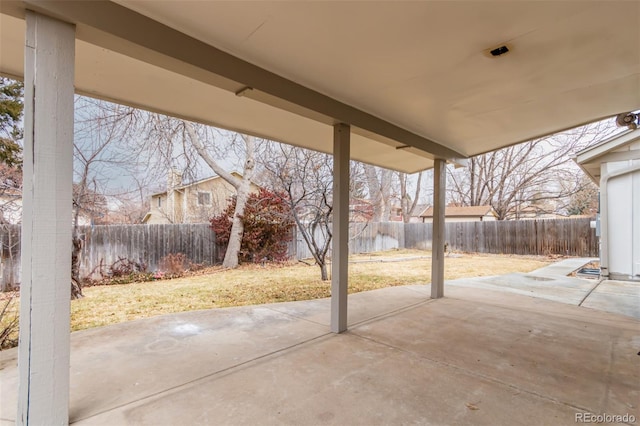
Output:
69,250,551,331
1,249,552,347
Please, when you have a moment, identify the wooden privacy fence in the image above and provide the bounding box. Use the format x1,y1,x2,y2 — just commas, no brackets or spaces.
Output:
0,218,597,290
405,217,598,256
290,222,405,260
0,224,218,290
80,224,218,278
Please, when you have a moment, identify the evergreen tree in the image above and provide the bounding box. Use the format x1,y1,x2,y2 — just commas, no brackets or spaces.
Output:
0,78,23,167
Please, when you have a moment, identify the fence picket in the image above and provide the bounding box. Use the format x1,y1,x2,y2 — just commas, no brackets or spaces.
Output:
0,218,598,288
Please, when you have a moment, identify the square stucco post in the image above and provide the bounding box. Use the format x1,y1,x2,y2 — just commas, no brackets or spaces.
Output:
18,11,75,426
331,123,350,333
431,159,446,299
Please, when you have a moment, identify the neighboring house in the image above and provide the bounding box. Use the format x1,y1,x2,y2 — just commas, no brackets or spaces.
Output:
389,202,428,223
350,198,374,222
408,204,429,223
142,170,259,224
349,199,425,223
575,128,640,282
419,205,497,223
350,200,427,223
505,205,564,221
0,192,93,226
389,205,403,222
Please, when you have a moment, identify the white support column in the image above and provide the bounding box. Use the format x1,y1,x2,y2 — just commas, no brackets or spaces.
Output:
331,123,350,333
431,159,446,299
18,12,75,426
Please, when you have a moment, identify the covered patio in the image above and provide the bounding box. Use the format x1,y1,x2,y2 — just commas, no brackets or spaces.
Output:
1,273,638,425
0,1,639,424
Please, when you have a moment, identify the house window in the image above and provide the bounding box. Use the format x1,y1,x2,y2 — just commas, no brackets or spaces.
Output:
157,197,162,208
197,191,211,206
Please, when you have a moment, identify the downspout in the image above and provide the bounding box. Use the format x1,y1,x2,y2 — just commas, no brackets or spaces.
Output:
599,163,640,278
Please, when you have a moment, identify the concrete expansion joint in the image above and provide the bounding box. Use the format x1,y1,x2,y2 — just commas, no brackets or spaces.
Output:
349,331,599,415
263,306,328,327
349,298,437,329
579,278,605,307
264,294,434,330
70,332,333,424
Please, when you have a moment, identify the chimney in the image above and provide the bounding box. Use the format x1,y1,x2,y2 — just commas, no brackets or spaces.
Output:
167,168,183,190
166,168,184,223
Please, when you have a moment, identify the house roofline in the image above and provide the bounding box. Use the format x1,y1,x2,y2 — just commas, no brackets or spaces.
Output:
149,171,245,197
575,128,640,183
575,128,640,164
419,205,495,218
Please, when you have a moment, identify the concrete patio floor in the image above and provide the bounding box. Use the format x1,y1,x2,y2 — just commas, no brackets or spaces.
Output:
447,257,640,320
1,265,639,425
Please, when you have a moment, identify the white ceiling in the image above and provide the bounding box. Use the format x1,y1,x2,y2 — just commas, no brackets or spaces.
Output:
1,1,639,173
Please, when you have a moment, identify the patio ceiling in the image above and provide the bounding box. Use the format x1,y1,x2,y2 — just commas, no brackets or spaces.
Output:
1,1,639,173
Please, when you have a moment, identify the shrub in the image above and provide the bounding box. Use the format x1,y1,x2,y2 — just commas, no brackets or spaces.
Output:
82,254,206,287
0,291,19,350
110,257,147,277
82,257,152,286
158,253,203,277
210,188,294,263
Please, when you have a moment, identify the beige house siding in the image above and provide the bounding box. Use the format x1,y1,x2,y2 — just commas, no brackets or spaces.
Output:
419,205,497,223
145,193,170,224
143,173,259,224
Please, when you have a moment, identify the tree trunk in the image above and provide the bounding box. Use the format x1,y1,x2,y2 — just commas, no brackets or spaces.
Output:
186,124,256,269
319,261,328,281
399,171,422,223
72,175,86,300
364,165,393,222
222,180,251,268
70,235,83,299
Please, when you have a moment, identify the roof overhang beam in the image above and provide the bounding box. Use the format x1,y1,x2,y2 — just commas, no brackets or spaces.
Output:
2,0,465,162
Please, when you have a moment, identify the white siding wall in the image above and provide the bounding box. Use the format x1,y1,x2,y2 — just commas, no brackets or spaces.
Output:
603,149,640,279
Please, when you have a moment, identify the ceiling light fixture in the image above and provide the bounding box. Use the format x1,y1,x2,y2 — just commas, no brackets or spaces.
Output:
484,43,512,58
490,45,509,56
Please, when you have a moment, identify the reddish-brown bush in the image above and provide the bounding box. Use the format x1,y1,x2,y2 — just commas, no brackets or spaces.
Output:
210,188,294,263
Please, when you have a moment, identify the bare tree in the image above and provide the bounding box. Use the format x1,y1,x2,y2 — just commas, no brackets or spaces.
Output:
104,196,149,224
447,121,619,220
260,143,334,280
566,175,599,217
103,173,151,224
348,161,374,222
363,165,393,222
398,171,423,223
1,90,144,296
361,165,424,223
184,123,255,268
70,97,152,297
78,101,259,268
0,164,22,225
0,165,21,291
